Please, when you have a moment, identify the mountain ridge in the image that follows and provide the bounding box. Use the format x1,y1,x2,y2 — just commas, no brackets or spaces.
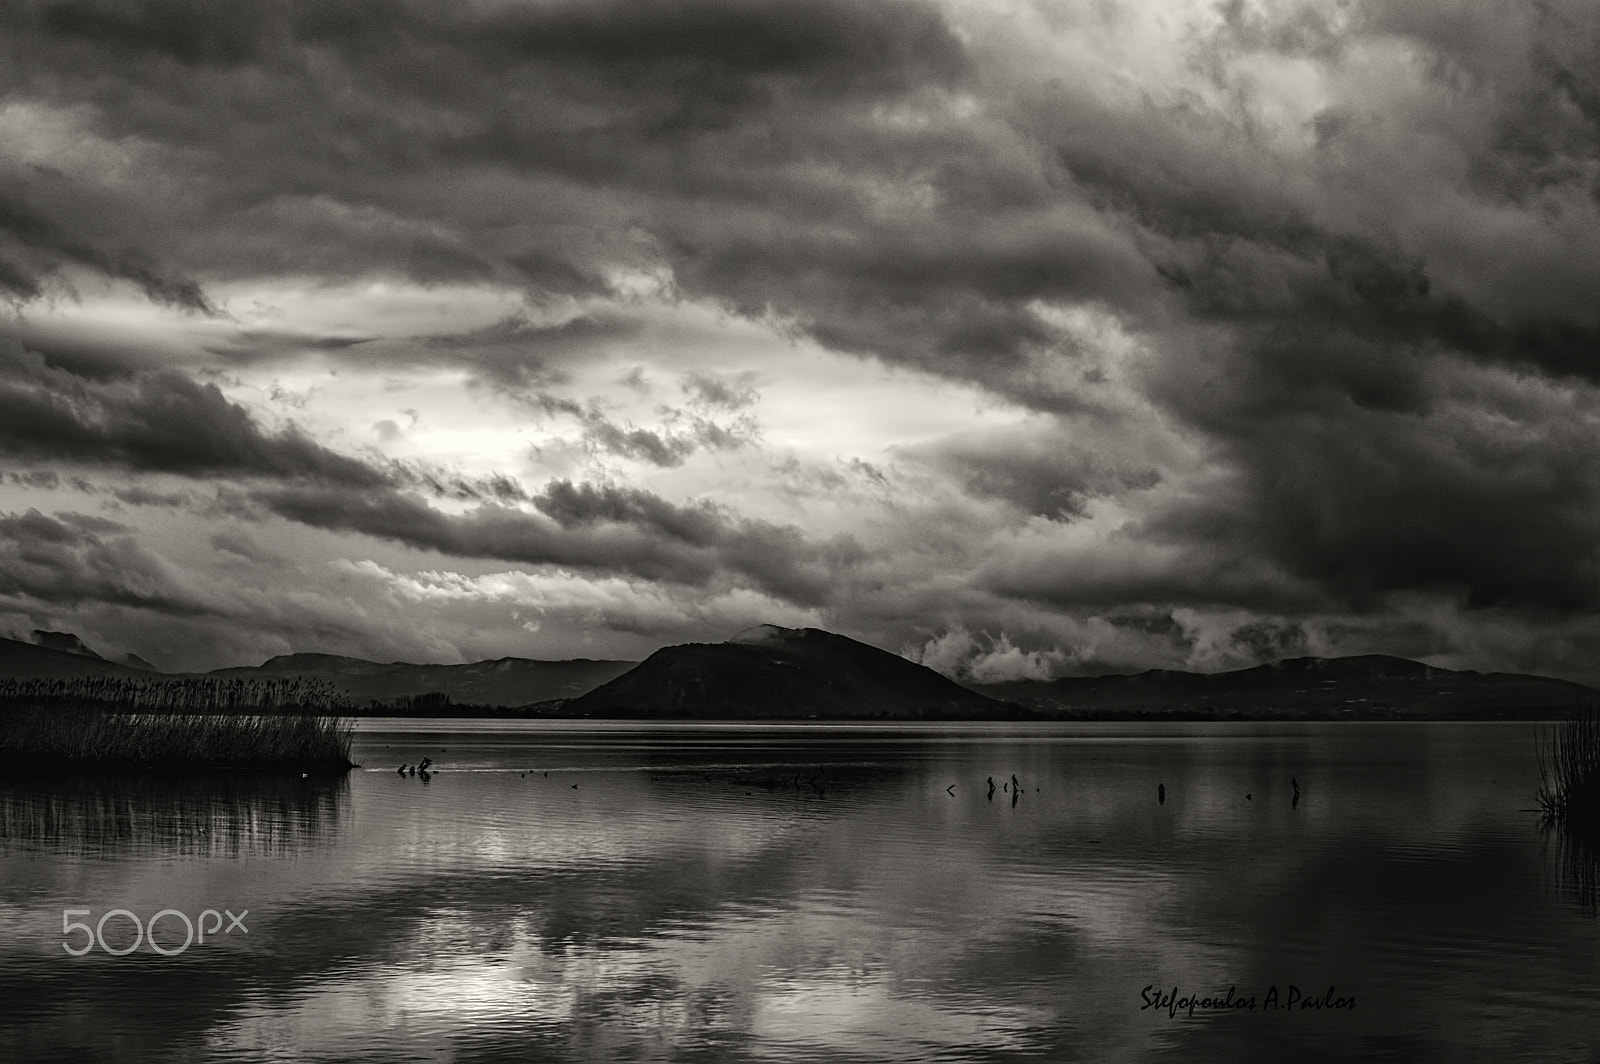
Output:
0,636,156,680
0,629,1592,719
202,653,637,708
969,652,1596,719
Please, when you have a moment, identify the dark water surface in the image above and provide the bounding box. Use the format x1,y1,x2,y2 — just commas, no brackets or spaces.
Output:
1,721,1596,1062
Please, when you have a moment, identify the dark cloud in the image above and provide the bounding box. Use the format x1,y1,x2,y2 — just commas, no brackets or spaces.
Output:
208,525,287,566
1226,618,1313,663
424,315,644,391
389,463,529,504
0,176,215,312
241,478,857,606
4,468,95,493
0,508,210,614
580,408,759,467
681,372,757,411
523,389,760,468
0,0,972,305
20,0,966,86
1138,371,1600,613
582,419,695,468
0,339,387,487
111,485,198,508
901,422,1163,520
3,0,1594,390
978,538,1320,617
6,469,62,491
0,508,455,671
531,480,725,544
4,0,1600,675
662,203,1152,397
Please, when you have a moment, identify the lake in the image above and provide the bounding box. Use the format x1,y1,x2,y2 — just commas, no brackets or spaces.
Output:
0,721,1596,1062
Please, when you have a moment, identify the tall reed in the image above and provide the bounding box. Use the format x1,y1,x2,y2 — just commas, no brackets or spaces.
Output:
0,676,349,714
1536,707,1600,835
0,678,355,769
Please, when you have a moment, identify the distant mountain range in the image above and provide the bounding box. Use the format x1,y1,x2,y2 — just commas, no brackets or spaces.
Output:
19,630,156,672
0,633,633,709
203,653,638,710
970,653,1597,720
0,628,1592,719
0,633,153,679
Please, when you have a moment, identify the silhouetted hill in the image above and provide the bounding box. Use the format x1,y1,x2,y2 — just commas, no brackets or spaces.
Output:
30,630,105,659
564,624,1011,719
970,654,1597,720
0,637,154,680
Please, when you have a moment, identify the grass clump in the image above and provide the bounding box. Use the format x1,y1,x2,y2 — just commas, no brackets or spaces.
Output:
1536,707,1600,835
0,678,355,770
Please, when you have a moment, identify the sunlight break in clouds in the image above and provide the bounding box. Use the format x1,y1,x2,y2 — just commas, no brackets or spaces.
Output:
1,0,1599,681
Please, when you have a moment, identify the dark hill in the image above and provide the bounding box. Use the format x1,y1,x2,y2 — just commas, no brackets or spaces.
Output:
972,654,1597,720
30,630,106,659
0,637,154,680
564,624,1011,719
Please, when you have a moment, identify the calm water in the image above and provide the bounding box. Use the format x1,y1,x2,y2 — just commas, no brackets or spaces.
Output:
0,721,1596,1062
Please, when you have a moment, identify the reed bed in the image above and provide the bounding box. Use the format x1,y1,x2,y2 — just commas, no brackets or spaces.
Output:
1536,707,1600,835
0,676,348,714
0,678,355,769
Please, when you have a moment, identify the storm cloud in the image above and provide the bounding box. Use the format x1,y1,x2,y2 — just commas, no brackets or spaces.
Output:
0,508,213,614
3,0,1600,679
0,338,387,486
244,478,861,607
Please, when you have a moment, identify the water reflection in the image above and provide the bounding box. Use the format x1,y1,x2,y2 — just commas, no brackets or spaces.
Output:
0,771,348,858
1542,825,1600,916
0,724,1597,1062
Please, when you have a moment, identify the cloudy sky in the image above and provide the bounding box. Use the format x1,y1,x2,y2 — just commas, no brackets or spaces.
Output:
1,0,1599,682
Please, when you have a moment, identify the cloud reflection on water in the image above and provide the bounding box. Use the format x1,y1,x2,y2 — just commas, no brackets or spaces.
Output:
1,724,1597,1062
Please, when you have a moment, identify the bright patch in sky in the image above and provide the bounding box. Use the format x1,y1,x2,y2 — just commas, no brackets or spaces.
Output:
3,0,1600,681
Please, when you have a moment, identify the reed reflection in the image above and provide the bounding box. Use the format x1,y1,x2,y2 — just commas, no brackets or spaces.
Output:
0,771,348,858
1542,825,1600,915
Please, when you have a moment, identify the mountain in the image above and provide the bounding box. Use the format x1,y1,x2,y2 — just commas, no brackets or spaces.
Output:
0,636,154,680
562,624,1011,719
970,654,1597,720
204,653,637,709
30,630,106,660
0,634,633,709
0,627,1591,719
